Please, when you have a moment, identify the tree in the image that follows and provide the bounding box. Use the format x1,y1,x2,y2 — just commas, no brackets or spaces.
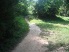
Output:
58,0,69,16
34,0,63,20
14,0,28,16
27,0,37,14
65,0,69,16
0,0,18,39
0,0,29,52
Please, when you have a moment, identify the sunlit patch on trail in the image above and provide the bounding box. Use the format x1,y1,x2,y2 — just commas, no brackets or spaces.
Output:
32,36,49,45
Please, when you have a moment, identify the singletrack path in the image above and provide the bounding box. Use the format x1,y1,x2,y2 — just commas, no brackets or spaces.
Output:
11,23,48,52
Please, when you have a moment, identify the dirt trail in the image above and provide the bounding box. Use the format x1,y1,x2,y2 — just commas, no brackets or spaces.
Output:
11,23,48,52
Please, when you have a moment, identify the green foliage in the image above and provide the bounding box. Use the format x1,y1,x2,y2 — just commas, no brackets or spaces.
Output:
27,0,37,14
14,2,28,16
58,0,69,16
13,16,29,35
30,16,69,51
0,0,29,52
0,0,19,42
0,16,29,52
66,0,69,8
34,0,64,20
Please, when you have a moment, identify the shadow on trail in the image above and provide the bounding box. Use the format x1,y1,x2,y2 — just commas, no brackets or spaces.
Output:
37,16,69,52
0,32,28,52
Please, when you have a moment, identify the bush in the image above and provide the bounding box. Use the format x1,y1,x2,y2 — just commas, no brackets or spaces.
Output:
0,16,29,52
35,5,57,20
13,16,29,37
0,0,29,52
14,2,28,16
34,0,63,20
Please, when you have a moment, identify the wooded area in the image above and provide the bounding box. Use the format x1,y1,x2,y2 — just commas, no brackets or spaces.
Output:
0,0,69,52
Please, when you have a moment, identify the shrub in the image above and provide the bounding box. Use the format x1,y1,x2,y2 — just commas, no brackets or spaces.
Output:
0,0,29,52
14,2,28,16
0,16,29,52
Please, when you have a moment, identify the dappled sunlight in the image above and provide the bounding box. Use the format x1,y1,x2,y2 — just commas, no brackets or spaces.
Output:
1,0,69,52
30,19,43,24
30,18,69,52
12,21,49,52
31,19,69,29
53,23,69,28
31,36,49,45
28,23,49,45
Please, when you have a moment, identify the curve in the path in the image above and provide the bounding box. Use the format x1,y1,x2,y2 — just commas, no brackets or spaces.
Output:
11,23,48,52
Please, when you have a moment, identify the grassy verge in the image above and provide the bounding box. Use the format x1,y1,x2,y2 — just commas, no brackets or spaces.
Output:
0,16,29,52
30,16,69,51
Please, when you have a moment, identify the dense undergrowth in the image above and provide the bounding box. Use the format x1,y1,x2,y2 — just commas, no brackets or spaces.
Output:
0,16,29,52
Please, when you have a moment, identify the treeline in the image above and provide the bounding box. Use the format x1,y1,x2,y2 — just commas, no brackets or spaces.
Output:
0,0,29,52
34,0,69,20
0,0,69,52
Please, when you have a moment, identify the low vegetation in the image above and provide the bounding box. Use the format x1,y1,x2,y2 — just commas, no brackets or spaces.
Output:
0,16,29,52
30,16,69,51
0,0,29,52
0,0,69,52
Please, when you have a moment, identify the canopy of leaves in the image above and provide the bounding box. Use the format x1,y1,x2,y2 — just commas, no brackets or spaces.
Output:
34,0,63,20
0,0,29,52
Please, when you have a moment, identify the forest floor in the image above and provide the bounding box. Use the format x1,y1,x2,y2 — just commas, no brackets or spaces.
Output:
11,23,49,52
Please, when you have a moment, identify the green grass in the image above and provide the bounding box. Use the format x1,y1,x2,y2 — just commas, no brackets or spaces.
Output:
30,16,69,51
